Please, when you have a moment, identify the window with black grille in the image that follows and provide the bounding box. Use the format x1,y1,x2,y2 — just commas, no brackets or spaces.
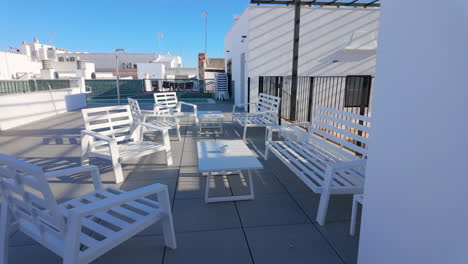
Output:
344,75,372,108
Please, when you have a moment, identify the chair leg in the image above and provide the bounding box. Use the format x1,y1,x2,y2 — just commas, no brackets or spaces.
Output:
81,150,90,166
316,167,334,226
157,186,177,249
264,147,270,160
350,196,358,236
80,138,90,166
63,216,81,264
162,129,173,165
243,125,248,141
111,154,124,184
0,202,10,264
176,126,181,141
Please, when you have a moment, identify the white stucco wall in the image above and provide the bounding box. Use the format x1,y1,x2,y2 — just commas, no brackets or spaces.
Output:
225,8,249,105
0,52,42,80
0,87,87,130
225,5,380,106
136,63,165,79
358,1,468,264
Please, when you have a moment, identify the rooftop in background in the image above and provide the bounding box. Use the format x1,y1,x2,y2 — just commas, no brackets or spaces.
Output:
250,0,380,7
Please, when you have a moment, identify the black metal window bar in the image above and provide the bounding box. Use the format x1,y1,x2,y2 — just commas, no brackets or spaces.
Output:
259,75,373,123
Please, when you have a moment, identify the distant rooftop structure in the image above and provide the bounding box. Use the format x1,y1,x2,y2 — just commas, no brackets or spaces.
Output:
250,0,380,7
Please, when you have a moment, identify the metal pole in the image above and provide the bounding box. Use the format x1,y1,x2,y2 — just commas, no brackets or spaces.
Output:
204,12,208,54
115,52,120,105
290,0,301,121
115,48,126,105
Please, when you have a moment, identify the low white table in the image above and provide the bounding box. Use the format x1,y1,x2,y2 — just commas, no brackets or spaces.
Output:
197,111,224,135
197,140,263,203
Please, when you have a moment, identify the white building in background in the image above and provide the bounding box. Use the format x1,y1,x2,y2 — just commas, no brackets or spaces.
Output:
59,51,196,79
0,37,95,80
1,38,192,80
225,5,380,105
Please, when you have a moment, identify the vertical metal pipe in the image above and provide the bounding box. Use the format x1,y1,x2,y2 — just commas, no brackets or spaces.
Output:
115,53,120,105
290,0,301,121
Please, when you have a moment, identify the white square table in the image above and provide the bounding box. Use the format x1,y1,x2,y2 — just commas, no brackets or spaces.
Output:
197,111,224,135
197,140,263,203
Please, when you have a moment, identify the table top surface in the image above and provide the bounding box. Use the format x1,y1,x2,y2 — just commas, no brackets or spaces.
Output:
197,111,224,118
197,140,263,172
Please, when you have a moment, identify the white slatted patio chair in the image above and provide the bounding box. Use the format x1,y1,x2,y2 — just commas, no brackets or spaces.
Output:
0,154,176,264
153,92,198,124
81,105,172,184
128,98,181,141
232,93,280,140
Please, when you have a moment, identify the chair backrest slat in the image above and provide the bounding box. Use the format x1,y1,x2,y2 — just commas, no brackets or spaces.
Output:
257,93,280,123
311,106,371,159
0,154,66,242
82,106,135,146
154,92,178,108
128,98,144,123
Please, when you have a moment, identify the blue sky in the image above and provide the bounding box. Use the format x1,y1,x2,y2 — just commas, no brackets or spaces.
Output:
2,0,250,67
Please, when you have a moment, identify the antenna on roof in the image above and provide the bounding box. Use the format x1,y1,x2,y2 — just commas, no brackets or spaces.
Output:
48,32,55,45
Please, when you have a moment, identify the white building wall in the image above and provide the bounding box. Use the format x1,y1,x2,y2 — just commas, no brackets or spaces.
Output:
226,5,379,107
0,52,42,80
137,63,165,79
225,8,249,105
358,1,468,264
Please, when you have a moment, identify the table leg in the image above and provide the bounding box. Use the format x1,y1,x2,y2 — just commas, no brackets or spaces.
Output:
204,170,255,203
205,171,212,203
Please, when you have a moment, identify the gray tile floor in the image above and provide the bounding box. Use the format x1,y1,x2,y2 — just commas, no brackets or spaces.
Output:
0,102,361,264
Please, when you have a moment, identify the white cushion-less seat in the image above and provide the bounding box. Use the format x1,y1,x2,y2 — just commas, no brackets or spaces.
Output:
0,154,176,264
153,92,198,124
128,98,182,141
232,93,280,140
81,105,172,183
91,141,165,161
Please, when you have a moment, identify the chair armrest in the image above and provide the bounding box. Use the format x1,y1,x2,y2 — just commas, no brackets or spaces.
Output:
44,165,103,190
178,101,197,111
330,159,367,170
233,103,256,112
70,184,169,217
140,110,154,115
81,130,114,143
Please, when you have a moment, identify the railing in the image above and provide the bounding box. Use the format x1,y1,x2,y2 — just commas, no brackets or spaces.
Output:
85,79,145,100
259,75,373,124
85,79,215,102
0,80,72,96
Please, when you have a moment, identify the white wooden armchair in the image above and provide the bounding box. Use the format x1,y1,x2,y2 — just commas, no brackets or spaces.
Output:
232,93,280,140
0,154,176,264
153,92,198,124
81,105,172,183
128,98,181,141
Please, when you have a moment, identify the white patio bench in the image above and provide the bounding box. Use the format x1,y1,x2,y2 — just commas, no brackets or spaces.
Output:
265,106,370,225
81,105,172,183
232,93,280,140
0,154,176,264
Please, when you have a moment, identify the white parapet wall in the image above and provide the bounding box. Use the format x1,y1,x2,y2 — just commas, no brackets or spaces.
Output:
0,87,87,130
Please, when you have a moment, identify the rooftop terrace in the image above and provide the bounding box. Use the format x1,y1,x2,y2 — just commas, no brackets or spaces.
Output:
1,102,360,264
